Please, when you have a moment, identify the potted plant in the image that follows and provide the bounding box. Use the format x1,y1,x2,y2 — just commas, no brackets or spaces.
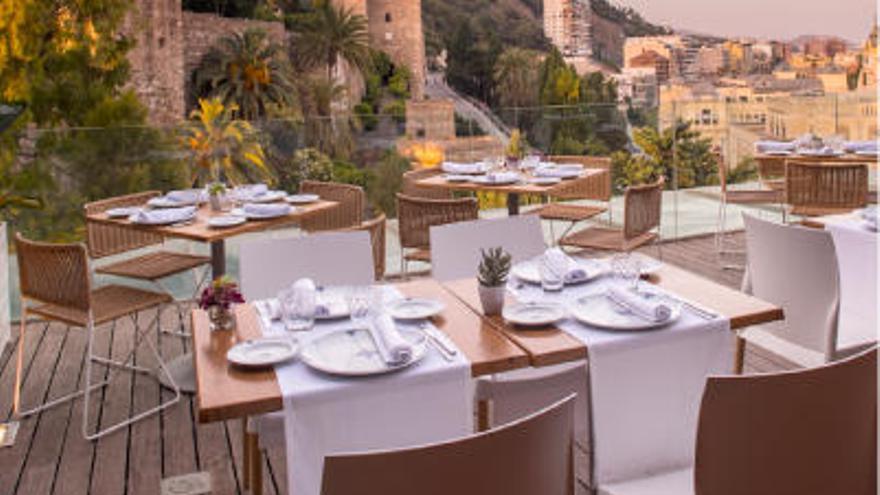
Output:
198,276,245,331
207,182,227,212
505,129,527,169
477,247,512,316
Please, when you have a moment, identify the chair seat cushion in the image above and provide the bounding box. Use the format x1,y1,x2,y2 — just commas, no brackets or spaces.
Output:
725,189,783,204
404,248,432,262
96,251,210,281
531,203,607,222
560,227,657,252
599,467,694,495
740,326,826,369
790,205,861,218
30,285,173,327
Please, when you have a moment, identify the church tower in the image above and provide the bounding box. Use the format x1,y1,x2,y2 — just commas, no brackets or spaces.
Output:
365,0,426,100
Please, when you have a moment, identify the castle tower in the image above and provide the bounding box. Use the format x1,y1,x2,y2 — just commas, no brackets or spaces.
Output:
124,0,186,125
366,0,426,100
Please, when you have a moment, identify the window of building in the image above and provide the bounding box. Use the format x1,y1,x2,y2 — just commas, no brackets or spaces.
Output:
385,12,392,22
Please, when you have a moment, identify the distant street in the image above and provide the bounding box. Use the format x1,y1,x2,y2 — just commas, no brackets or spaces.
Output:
425,72,510,145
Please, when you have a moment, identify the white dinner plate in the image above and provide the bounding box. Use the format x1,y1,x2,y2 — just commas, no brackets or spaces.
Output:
227,337,299,369
570,290,681,331
231,206,292,220
148,197,197,209
469,176,520,186
444,174,472,182
246,191,287,203
106,207,143,218
856,150,878,157
286,194,321,204
512,258,607,286
300,327,428,376
207,215,246,228
529,177,562,185
387,298,445,320
764,150,792,156
503,302,566,327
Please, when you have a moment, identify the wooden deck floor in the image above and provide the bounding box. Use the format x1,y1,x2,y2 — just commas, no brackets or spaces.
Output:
0,232,765,495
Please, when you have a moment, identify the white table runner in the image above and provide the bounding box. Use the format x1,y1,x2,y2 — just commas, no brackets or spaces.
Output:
259,287,472,495
822,214,878,351
511,276,733,485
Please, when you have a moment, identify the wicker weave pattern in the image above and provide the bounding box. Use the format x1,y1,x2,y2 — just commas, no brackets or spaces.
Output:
756,156,786,183
397,194,479,249
346,214,387,280
15,233,91,311
299,181,365,232
546,155,612,201
623,178,664,240
785,161,868,214
84,191,164,258
402,169,451,199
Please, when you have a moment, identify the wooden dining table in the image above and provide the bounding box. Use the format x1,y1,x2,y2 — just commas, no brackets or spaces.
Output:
415,168,610,215
190,263,783,494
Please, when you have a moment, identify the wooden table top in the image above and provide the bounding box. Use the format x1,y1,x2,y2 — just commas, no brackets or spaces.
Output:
416,168,608,196
193,278,529,423
441,263,785,368
86,200,338,243
757,153,879,166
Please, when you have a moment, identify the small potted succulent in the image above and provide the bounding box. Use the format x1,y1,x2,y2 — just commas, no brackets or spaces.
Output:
478,247,512,316
207,182,227,212
505,129,527,169
199,276,245,331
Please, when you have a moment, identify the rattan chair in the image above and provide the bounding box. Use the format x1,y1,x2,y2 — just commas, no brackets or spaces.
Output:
560,178,664,253
529,156,612,243
13,233,181,441
714,153,785,270
84,191,211,336
346,214,387,281
299,181,365,232
785,161,869,217
755,155,786,192
402,168,451,199
321,395,576,495
396,194,479,276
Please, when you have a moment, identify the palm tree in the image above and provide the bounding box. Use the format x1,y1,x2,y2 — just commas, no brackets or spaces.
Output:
194,28,296,121
292,0,371,82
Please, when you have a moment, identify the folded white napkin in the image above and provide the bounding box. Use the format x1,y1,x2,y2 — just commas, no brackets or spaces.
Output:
243,203,291,217
485,171,520,183
606,286,672,323
236,184,270,201
543,248,588,283
442,162,486,175
131,206,196,225
165,189,202,204
755,141,796,153
844,141,878,153
798,146,838,156
369,313,413,365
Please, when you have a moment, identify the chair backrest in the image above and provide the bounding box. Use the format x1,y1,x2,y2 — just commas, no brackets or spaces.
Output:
695,348,877,495
239,231,374,300
742,214,839,358
785,161,868,211
345,214,387,281
396,194,479,250
321,395,575,495
15,233,91,311
623,178,664,240
546,155,612,201
299,181,365,232
83,191,164,258
755,155,786,182
402,168,451,199
430,216,546,282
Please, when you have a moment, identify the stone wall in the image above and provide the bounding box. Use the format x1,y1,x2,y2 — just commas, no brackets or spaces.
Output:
405,100,455,140
366,0,426,100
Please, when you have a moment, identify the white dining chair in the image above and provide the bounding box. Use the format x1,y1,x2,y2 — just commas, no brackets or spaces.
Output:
238,230,375,491
239,230,374,300
429,216,590,448
739,214,844,370
429,215,547,282
599,347,877,495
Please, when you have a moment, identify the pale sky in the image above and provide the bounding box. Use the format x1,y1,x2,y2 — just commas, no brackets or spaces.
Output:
614,0,876,42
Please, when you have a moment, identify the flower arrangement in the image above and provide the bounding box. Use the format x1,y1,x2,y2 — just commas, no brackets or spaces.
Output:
409,141,445,169
506,129,527,161
199,276,245,331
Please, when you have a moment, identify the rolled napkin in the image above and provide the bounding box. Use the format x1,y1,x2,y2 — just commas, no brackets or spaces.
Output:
130,206,196,225
165,189,202,204
369,313,413,365
485,171,520,183
844,141,878,154
243,202,291,217
235,184,270,201
606,286,672,323
543,248,589,284
755,141,796,154
442,162,486,175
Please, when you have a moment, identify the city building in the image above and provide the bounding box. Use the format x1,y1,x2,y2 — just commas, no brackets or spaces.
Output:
543,0,625,73
694,45,728,76
628,50,670,83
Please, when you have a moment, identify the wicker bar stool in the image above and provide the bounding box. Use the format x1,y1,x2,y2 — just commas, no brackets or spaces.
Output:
785,161,868,217
13,233,181,441
345,213,387,281
299,181,365,232
560,178,664,254
84,192,211,337
529,155,612,243
396,194,479,277
402,168,451,199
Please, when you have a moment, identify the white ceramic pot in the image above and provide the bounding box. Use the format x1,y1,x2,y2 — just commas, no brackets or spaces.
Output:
478,284,505,316
209,193,223,212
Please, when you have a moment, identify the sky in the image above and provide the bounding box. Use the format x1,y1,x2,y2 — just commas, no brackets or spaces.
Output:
614,0,876,42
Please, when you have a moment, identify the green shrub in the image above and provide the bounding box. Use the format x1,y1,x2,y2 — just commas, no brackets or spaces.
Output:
333,160,372,189
727,156,759,184
273,147,334,193
381,100,407,125
367,150,410,217
388,66,412,99
354,102,378,131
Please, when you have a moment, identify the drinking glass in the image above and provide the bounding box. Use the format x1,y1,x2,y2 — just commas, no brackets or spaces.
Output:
279,287,316,332
540,257,565,292
347,286,380,328
612,254,642,291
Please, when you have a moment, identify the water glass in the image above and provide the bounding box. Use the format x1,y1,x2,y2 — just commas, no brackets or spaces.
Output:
612,254,642,290
540,258,565,292
347,286,380,328
279,287,316,332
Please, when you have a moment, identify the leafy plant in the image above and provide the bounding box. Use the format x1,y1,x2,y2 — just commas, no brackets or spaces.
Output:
274,147,334,193
727,156,759,184
353,102,378,131
366,150,410,217
506,129,527,159
291,0,371,81
478,247,512,287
